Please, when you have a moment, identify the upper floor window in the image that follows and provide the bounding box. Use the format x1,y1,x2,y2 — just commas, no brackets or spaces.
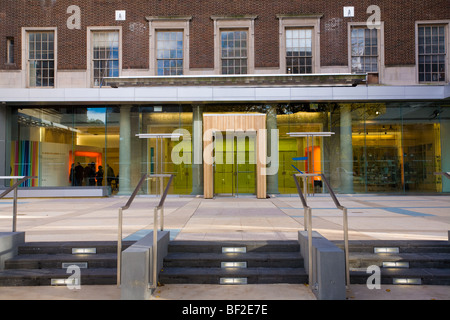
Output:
286,28,313,74
6,37,14,64
418,25,446,82
351,27,378,73
92,31,119,86
277,14,322,75
146,16,191,76
221,30,248,74
157,31,184,75
28,31,54,87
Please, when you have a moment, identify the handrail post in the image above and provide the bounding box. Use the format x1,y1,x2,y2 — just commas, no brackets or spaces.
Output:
307,207,313,287
152,206,158,289
303,205,308,231
12,178,18,232
343,207,350,287
117,207,123,287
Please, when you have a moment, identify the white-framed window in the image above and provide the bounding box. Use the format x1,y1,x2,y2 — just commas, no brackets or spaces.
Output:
285,28,313,74
87,27,122,87
347,22,384,83
220,29,248,74
277,14,322,74
211,15,256,75
27,31,55,87
418,25,446,82
92,30,120,86
146,16,191,76
156,30,184,75
350,27,378,73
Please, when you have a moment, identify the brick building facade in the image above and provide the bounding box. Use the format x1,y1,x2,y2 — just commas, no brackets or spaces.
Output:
1,0,449,76
0,1,449,197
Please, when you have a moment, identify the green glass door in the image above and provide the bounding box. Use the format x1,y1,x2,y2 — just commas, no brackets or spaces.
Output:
213,131,256,196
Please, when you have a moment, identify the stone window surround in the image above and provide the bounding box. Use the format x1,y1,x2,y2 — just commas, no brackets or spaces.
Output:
21,27,58,88
347,21,385,81
415,20,450,84
277,14,322,74
87,26,122,87
211,15,257,75
146,16,192,76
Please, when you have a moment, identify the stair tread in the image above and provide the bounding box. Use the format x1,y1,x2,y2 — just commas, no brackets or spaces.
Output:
349,252,450,260
165,252,302,260
350,267,450,276
6,253,117,261
0,268,117,277
161,267,306,275
168,240,300,253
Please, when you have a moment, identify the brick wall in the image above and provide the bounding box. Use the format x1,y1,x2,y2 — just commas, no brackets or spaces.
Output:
0,0,448,71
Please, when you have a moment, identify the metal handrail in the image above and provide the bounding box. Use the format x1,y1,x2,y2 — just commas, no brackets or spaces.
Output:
117,173,174,287
0,176,37,232
293,173,350,287
434,172,450,180
293,175,313,286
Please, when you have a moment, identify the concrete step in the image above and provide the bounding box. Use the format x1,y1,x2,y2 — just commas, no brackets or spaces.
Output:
334,240,450,253
17,241,134,255
0,268,117,286
161,240,305,285
159,267,308,284
168,240,300,253
336,240,450,286
348,252,450,269
164,252,304,268
350,267,450,285
0,241,133,286
4,253,117,269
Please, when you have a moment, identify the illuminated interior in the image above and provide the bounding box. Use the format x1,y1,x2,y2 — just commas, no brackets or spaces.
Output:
7,102,447,194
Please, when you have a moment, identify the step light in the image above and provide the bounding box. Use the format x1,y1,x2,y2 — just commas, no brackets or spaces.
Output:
374,247,399,254
393,278,422,285
51,278,80,286
382,261,409,268
221,262,247,268
62,262,88,269
220,277,248,285
222,247,246,253
72,248,96,254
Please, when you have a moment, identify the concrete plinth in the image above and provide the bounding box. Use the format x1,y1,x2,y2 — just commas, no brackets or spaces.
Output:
298,231,346,300
0,232,25,270
120,231,170,300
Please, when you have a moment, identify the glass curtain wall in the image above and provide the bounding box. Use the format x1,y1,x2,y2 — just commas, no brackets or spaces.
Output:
137,105,193,195
9,106,117,189
277,103,331,194
5,102,447,194
330,102,443,193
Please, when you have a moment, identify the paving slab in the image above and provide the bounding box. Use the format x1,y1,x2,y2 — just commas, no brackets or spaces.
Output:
0,194,450,300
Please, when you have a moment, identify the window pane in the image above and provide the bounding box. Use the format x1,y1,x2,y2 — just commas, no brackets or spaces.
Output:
418,25,446,82
92,31,120,86
156,31,184,76
28,31,55,87
286,28,313,74
221,30,248,74
351,27,378,73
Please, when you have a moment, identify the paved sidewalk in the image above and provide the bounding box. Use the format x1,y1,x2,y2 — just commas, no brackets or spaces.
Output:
0,193,450,300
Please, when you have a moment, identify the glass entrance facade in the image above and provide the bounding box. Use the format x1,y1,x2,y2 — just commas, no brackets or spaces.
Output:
4,102,449,194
